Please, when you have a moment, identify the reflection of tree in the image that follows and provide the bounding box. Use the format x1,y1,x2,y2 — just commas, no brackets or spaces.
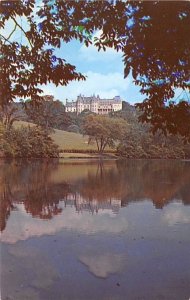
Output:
76,166,126,202
75,160,190,209
116,160,190,208
0,161,21,231
1,160,190,232
24,182,69,219
0,161,70,230
0,183,15,231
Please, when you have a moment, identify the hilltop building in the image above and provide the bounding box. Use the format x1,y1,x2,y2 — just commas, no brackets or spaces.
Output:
65,94,122,115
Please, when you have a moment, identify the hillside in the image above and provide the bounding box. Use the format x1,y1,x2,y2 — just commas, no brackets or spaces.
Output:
14,121,97,151
51,128,96,151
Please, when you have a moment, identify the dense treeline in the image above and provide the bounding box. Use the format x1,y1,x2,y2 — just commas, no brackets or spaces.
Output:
0,98,189,158
112,104,190,159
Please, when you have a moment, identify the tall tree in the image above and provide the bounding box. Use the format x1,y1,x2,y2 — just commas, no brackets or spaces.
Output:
1,1,190,140
0,103,21,130
83,114,127,154
94,1,190,141
25,96,71,132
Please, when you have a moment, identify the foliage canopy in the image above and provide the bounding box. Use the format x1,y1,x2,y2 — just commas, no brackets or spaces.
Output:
0,1,190,140
25,95,71,132
83,114,127,154
0,124,59,158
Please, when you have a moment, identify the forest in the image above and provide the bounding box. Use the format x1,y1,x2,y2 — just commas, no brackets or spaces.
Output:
0,98,190,158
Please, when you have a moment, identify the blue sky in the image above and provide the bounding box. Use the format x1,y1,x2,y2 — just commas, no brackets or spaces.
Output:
41,31,143,104
3,1,189,105
3,18,142,104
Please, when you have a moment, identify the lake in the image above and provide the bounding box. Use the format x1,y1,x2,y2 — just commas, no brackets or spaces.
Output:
0,159,190,300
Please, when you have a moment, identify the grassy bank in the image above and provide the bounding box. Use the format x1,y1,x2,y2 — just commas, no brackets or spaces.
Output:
14,121,115,158
14,121,96,151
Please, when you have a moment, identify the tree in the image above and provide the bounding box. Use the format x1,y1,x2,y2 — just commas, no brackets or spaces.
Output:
25,95,71,132
0,1,88,107
1,1,190,140
67,109,95,134
92,2,190,141
1,125,59,158
0,103,22,130
117,127,187,159
83,114,127,154
112,103,189,158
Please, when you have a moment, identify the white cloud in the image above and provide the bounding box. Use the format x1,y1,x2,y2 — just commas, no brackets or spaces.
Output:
79,30,123,63
38,30,138,103
40,30,129,102
41,71,130,102
79,253,126,278
1,203,129,244
163,203,190,226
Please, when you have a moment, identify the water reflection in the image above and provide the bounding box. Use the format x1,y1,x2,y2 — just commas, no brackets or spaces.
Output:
0,160,190,232
1,160,190,300
79,252,126,278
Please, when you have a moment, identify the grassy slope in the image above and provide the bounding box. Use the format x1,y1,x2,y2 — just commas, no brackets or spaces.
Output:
51,128,96,151
14,121,97,151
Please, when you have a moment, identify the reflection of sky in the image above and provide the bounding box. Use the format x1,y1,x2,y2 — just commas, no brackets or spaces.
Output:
1,201,190,245
1,202,129,244
2,244,60,300
1,200,190,300
79,253,126,278
163,202,190,226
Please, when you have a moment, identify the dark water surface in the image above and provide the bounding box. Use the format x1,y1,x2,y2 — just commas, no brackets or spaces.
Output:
0,159,190,300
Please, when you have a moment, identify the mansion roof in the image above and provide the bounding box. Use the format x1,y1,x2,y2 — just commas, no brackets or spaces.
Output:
67,95,122,104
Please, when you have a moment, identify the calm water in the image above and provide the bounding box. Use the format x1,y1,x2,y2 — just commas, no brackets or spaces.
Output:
0,159,190,300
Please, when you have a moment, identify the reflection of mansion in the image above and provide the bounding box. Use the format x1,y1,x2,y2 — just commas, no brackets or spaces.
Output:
65,94,122,115
64,192,121,214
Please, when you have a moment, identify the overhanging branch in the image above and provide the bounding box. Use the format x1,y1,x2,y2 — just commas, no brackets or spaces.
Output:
11,16,33,48
7,22,17,41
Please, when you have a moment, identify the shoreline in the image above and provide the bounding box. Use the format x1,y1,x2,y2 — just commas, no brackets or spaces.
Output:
0,156,189,161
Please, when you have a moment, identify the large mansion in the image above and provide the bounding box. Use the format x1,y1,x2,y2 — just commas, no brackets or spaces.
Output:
65,94,122,115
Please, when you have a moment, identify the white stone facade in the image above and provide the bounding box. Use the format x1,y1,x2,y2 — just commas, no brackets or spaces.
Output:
65,95,122,115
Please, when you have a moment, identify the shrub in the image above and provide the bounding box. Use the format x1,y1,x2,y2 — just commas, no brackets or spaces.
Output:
1,125,59,158
117,141,186,159
117,143,148,158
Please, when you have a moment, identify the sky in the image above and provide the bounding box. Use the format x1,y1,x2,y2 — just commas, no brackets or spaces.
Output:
3,2,187,106
41,32,143,104
3,15,143,105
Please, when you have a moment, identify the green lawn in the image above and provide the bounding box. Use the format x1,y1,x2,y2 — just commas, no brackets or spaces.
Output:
13,121,118,153
51,129,97,151
14,121,97,151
